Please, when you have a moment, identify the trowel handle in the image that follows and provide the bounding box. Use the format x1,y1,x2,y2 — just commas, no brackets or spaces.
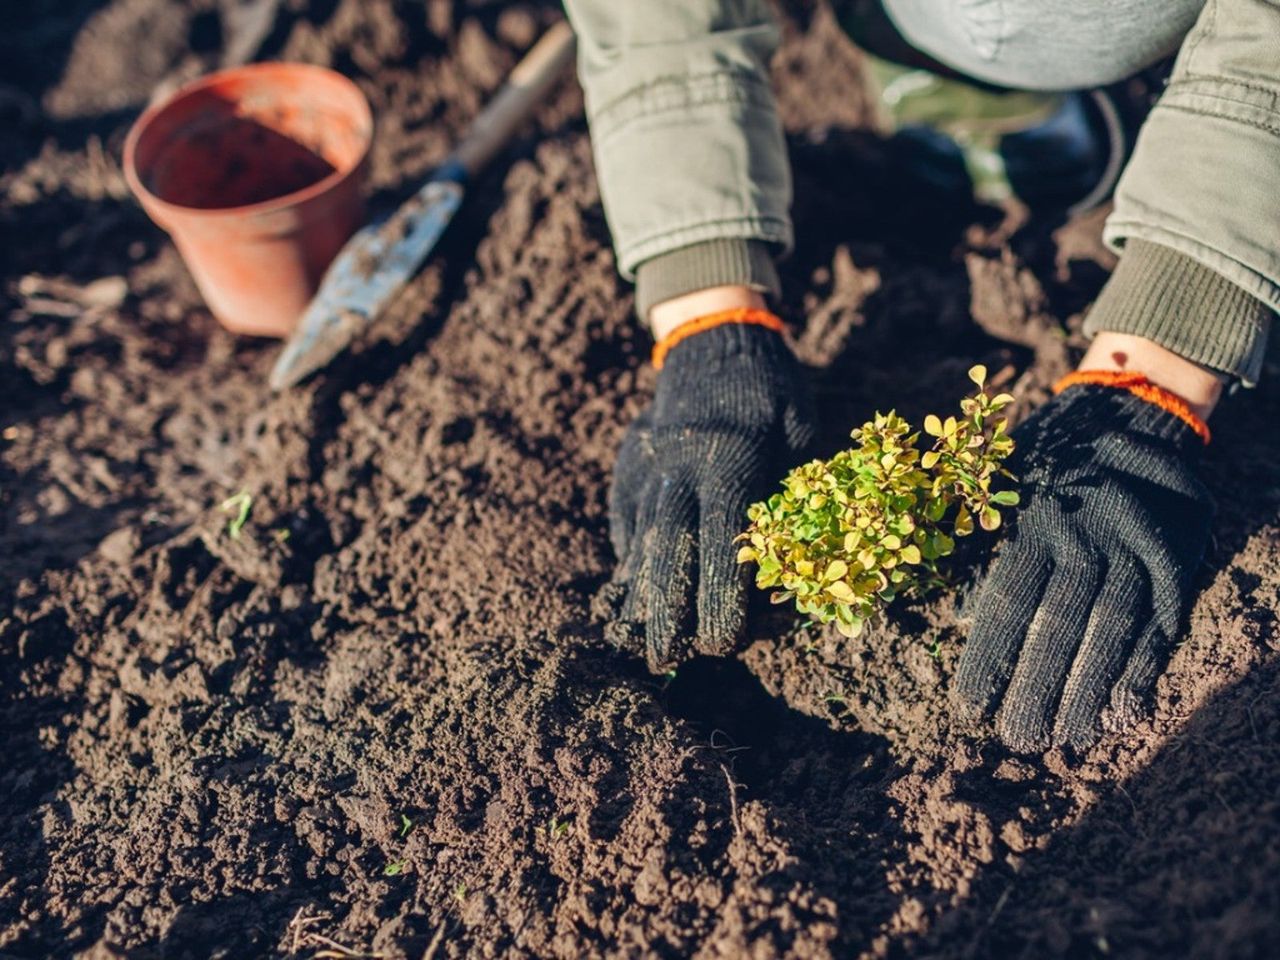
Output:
447,20,577,180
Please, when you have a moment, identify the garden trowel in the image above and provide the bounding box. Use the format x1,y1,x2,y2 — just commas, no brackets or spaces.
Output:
269,20,576,390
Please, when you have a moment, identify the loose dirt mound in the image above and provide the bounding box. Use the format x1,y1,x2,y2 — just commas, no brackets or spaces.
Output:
3,3,1278,958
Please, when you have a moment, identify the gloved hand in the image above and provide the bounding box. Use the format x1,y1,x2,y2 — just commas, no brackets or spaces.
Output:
954,380,1213,752
604,322,814,671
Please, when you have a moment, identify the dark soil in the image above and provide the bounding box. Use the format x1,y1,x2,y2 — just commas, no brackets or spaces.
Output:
3,2,1278,958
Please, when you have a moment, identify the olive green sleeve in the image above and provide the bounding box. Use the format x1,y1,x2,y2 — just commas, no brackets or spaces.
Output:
1084,240,1272,385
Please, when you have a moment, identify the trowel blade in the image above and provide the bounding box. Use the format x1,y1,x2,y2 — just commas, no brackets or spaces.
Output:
269,177,465,390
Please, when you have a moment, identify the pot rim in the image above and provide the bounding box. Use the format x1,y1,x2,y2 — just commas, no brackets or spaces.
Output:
123,61,374,224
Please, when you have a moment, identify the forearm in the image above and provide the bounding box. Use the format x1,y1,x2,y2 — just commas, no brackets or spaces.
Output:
1080,240,1266,418
562,0,792,324
1096,0,1280,387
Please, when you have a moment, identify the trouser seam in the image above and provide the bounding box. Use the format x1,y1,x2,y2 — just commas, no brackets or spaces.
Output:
590,71,775,142
1160,101,1280,139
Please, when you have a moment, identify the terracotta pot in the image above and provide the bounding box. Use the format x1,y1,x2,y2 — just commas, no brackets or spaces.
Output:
124,62,373,337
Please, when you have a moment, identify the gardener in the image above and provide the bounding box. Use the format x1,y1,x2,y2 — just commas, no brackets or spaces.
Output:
564,0,1278,752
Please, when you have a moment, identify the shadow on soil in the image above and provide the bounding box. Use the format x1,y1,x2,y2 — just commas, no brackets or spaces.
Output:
932,649,1280,957
663,656,907,953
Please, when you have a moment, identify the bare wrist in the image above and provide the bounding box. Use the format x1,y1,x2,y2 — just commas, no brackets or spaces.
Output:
648,286,768,341
1079,332,1224,421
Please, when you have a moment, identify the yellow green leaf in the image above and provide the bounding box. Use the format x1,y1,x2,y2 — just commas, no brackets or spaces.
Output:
980,505,1002,531
826,581,855,601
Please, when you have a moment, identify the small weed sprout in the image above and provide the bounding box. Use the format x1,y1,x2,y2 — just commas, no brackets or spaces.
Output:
219,490,253,539
537,814,572,840
737,366,1018,638
379,815,416,877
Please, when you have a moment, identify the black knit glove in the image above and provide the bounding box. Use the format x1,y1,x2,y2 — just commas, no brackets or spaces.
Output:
603,323,814,671
954,383,1213,752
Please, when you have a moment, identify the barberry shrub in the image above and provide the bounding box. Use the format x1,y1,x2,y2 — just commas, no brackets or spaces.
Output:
736,366,1018,638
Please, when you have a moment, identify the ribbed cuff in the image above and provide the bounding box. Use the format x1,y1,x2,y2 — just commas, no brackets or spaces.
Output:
1083,239,1273,387
635,238,781,322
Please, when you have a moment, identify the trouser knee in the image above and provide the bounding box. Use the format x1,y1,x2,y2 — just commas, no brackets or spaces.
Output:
844,0,1204,90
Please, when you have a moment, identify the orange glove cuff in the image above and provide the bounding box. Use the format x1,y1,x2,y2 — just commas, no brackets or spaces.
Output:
1053,370,1211,445
651,308,786,370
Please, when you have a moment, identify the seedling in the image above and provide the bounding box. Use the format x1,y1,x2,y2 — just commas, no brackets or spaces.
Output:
537,814,572,840
383,859,407,877
398,814,414,838
219,490,253,539
738,366,1017,638
453,883,468,903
